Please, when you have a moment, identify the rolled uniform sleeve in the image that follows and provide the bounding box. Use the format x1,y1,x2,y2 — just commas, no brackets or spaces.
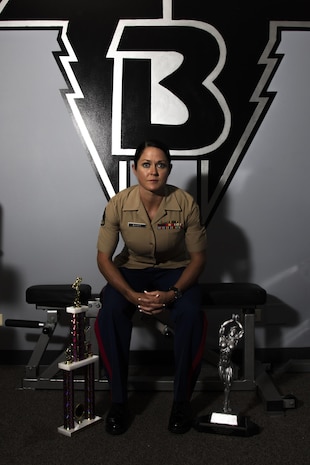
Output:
97,200,120,258
184,202,207,254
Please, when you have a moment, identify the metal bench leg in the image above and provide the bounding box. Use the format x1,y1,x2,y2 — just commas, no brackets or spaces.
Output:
243,308,255,383
24,309,58,379
241,308,297,413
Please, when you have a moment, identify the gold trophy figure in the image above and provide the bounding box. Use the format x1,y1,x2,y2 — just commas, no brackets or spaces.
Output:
72,276,83,308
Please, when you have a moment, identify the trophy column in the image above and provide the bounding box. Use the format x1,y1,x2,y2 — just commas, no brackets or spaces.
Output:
58,278,101,436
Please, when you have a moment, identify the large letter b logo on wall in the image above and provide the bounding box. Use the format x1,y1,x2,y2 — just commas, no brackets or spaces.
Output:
107,18,231,157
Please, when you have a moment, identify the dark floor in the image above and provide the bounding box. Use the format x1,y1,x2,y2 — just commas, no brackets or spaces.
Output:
1,364,310,465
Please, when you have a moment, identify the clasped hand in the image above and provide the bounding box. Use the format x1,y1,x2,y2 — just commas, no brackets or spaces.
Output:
135,290,171,315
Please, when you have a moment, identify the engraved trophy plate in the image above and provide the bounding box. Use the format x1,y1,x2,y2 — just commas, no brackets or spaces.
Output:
194,314,259,436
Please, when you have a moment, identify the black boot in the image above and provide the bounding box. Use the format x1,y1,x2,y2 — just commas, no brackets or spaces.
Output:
168,401,192,434
106,403,129,435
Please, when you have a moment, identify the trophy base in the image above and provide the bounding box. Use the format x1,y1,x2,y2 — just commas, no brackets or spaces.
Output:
193,412,259,437
58,416,102,437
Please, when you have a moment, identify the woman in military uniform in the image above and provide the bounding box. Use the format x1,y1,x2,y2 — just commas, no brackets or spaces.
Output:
95,140,207,435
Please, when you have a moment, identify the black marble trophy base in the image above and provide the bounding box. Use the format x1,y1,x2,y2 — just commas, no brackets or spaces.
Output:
193,413,259,437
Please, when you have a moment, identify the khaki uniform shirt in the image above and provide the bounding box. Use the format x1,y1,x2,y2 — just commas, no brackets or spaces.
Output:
97,185,207,269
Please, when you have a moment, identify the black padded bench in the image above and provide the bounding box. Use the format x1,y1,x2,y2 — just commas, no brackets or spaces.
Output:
26,284,92,308
6,281,293,412
6,284,98,387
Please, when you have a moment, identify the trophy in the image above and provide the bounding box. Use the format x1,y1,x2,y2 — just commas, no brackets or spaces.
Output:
194,314,259,436
58,277,101,436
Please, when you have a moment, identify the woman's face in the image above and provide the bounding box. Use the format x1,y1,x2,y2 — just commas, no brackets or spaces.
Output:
132,146,171,195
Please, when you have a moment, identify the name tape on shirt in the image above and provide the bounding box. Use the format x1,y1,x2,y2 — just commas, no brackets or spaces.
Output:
128,222,146,228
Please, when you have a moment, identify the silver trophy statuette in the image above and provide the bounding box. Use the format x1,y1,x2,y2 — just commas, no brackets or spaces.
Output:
194,313,259,436
218,314,244,414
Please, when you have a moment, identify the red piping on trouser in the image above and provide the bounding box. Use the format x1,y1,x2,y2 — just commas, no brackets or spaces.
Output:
94,315,112,381
188,312,208,398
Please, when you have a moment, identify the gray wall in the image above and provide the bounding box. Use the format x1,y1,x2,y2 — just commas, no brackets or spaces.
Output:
1,26,310,354
205,29,310,350
0,30,104,350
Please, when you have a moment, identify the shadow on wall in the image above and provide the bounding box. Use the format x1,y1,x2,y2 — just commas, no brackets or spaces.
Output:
0,204,21,304
185,177,300,352
0,204,23,353
0,204,2,262
186,176,252,283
